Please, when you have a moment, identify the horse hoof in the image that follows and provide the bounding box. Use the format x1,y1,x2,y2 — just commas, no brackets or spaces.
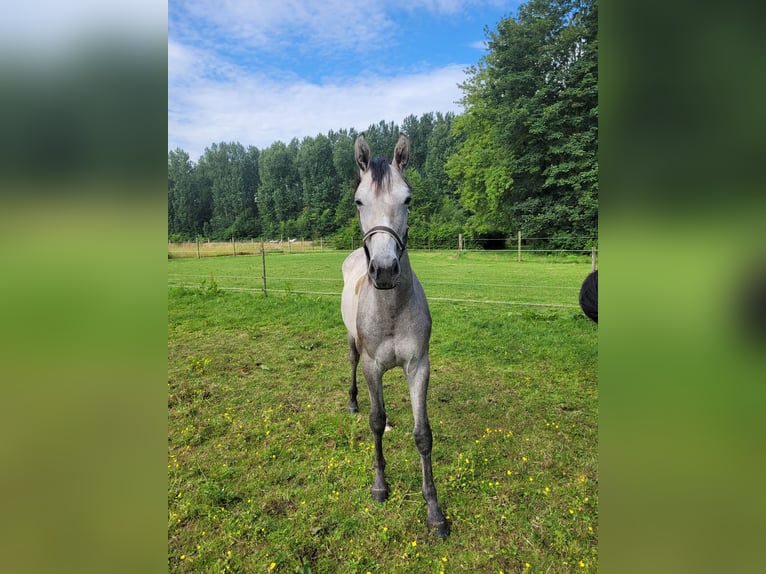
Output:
348,406,359,414
428,520,450,539
372,488,389,503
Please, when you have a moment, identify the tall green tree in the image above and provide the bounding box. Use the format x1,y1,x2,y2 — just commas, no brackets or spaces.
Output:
237,145,261,237
423,112,466,246
401,113,435,172
258,140,301,237
447,0,598,248
424,112,459,203
168,148,211,238
329,129,358,184
363,121,400,161
197,142,258,239
330,130,360,240
295,133,341,237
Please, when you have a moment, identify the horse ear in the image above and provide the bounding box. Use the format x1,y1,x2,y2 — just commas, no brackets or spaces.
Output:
355,133,371,173
393,133,410,173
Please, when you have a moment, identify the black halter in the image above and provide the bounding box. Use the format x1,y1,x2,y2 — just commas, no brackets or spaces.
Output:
361,225,408,262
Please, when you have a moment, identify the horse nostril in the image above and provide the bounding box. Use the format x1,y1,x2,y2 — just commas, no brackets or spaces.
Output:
392,260,400,278
368,260,379,280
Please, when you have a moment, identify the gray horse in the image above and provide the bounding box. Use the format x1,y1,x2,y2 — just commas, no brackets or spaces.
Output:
341,133,449,538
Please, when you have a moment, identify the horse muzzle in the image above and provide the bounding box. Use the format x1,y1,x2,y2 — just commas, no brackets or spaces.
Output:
362,225,407,290
368,257,400,289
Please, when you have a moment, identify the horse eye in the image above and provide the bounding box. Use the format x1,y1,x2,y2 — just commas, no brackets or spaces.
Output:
355,199,363,207
404,197,412,206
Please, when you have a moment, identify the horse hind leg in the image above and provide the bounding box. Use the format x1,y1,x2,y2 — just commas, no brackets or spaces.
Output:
347,335,359,414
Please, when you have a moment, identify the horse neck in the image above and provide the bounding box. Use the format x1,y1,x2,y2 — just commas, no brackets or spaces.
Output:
391,250,415,300
398,250,414,287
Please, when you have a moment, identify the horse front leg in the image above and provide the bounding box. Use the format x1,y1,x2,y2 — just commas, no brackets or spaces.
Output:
362,358,388,502
407,357,449,538
347,335,359,414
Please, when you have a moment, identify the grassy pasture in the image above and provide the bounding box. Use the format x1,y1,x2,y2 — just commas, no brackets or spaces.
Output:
168,251,597,573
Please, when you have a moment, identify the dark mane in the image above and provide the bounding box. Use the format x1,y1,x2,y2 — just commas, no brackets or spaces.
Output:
353,156,409,194
370,157,391,187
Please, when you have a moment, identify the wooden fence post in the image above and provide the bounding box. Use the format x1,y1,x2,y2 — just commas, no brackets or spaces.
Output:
517,231,522,262
232,237,236,256
591,247,597,272
261,241,268,297
196,238,200,259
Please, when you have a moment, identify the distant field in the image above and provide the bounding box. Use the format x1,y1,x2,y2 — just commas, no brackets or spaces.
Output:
167,250,592,309
168,239,327,258
168,251,598,572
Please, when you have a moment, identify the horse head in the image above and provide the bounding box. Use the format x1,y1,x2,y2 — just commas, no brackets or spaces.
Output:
354,133,411,289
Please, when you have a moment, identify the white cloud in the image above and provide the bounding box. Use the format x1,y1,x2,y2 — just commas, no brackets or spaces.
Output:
168,59,466,160
175,0,393,53
395,0,511,15
172,0,508,53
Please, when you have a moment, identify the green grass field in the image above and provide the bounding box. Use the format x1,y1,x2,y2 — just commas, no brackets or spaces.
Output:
168,251,597,573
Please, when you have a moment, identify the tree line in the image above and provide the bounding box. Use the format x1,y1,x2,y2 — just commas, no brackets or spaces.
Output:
168,0,597,250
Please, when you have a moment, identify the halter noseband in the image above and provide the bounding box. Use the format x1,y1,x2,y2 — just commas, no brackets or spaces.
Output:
362,225,408,261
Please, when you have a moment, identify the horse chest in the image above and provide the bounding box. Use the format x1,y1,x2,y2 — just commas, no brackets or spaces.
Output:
359,309,402,347
356,302,424,365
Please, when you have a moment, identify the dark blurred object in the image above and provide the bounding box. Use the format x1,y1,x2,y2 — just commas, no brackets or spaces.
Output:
738,263,766,344
0,39,166,196
579,270,598,323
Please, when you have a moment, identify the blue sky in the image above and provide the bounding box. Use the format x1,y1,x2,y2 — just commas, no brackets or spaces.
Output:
168,1,521,162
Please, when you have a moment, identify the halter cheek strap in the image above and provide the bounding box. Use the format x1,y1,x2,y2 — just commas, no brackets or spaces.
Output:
362,225,408,261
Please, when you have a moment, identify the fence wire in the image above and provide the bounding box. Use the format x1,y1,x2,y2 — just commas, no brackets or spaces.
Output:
168,273,584,309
